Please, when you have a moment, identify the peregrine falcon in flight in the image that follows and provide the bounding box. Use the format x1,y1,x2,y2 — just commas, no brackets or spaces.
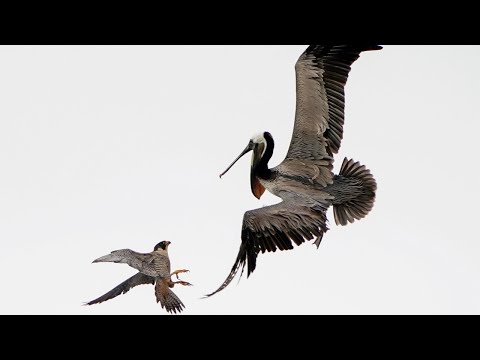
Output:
85,241,191,314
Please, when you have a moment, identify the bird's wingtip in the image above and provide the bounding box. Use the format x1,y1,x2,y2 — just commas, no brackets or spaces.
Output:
366,45,383,52
313,235,323,249
91,254,115,263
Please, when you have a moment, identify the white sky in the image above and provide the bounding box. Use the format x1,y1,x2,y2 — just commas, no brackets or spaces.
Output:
0,45,479,315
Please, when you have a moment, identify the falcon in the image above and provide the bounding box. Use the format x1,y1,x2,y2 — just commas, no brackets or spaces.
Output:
86,241,191,314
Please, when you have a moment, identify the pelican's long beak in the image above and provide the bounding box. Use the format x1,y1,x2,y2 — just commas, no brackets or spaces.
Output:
220,141,254,178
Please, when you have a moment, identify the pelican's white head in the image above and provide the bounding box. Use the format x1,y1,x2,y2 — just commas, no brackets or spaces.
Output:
251,132,268,159
220,132,274,200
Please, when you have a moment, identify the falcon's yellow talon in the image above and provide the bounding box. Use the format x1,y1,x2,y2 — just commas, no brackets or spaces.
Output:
171,269,190,280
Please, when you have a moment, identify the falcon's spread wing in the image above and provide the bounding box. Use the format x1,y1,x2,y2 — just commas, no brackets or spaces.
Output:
93,249,155,275
205,199,329,297
85,272,155,306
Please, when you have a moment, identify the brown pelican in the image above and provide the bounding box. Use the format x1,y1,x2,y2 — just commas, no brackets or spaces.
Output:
206,45,381,298
85,241,192,314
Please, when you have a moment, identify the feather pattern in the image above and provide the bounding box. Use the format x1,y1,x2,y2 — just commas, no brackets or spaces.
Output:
204,198,329,298
87,242,188,314
287,45,382,162
85,272,154,306
206,45,381,298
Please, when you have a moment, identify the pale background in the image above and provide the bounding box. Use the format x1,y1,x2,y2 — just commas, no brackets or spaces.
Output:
0,45,478,315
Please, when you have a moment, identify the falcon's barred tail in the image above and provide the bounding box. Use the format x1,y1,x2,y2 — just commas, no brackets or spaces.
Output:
333,158,377,226
155,281,185,314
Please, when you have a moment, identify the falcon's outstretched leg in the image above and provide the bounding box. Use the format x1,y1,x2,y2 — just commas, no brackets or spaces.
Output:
171,269,190,280
169,280,193,288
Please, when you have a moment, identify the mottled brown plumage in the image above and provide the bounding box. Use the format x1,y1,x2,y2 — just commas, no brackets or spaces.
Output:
86,241,191,314
206,45,381,298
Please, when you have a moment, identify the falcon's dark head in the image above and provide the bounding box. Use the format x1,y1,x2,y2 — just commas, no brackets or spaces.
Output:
154,241,171,251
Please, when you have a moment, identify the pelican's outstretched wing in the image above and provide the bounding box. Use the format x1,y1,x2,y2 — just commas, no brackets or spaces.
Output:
286,45,382,164
85,272,155,306
205,199,329,298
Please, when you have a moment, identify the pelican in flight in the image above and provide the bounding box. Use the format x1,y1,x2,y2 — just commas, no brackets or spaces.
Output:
206,45,381,297
85,241,191,314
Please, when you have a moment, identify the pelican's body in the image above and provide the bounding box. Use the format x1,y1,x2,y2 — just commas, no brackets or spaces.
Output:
206,45,381,297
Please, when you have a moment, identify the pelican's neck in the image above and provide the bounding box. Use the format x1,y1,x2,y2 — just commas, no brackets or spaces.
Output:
254,135,274,180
